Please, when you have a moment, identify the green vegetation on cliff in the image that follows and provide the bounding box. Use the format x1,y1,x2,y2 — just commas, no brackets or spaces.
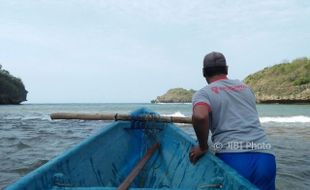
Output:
0,65,27,104
152,57,310,104
244,57,310,103
151,88,196,103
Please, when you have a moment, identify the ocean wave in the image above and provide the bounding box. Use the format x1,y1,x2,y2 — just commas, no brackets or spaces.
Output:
21,116,50,121
260,116,310,123
163,111,186,117
156,102,191,105
163,113,310,123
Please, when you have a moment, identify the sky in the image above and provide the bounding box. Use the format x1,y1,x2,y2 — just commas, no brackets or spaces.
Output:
0,0,309,103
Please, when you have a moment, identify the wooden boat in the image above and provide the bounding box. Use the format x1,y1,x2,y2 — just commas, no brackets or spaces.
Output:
6,110,258,190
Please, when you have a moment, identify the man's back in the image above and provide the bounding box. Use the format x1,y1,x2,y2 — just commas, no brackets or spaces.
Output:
190,52,276,190
193,78,270,153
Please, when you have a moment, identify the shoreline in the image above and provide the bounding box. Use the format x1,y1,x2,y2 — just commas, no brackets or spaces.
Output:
152,101,310,105
257,100,310,104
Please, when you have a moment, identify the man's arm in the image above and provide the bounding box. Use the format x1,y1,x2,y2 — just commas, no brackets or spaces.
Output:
189,104,210,164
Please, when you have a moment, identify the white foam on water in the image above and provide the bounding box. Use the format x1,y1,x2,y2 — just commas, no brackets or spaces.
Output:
260,116,310,123
163,111,186,117
156,103,191,105
163,113,310,125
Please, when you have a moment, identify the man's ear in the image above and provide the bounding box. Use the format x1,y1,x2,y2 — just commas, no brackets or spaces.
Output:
203,68,207,78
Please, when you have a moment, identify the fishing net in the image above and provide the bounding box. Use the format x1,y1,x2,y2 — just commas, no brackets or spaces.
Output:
129,107,162,150
130,107,159,129
129,108,161,187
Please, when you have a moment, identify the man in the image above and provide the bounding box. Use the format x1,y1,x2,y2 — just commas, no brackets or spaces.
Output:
189,52,276,190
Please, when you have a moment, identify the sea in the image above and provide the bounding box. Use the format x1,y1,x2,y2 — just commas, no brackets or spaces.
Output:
0,103,309,190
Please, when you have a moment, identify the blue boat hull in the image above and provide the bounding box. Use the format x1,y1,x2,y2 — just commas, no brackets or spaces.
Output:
6,120,258,190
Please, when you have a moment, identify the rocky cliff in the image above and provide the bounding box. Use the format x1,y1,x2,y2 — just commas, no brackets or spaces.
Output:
151,88,195,103
244,57,310,103
0,65,27,104
152,57,310,104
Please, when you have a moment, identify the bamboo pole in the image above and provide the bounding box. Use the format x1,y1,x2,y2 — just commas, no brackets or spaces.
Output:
50,112,192,124
117,143,160,190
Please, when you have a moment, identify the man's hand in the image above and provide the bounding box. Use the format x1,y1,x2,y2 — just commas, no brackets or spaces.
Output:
189,145,208,164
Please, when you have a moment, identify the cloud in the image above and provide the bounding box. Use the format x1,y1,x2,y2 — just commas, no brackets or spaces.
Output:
1,0,309,102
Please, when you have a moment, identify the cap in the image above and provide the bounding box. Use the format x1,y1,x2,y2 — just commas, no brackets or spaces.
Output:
203,52,227,68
